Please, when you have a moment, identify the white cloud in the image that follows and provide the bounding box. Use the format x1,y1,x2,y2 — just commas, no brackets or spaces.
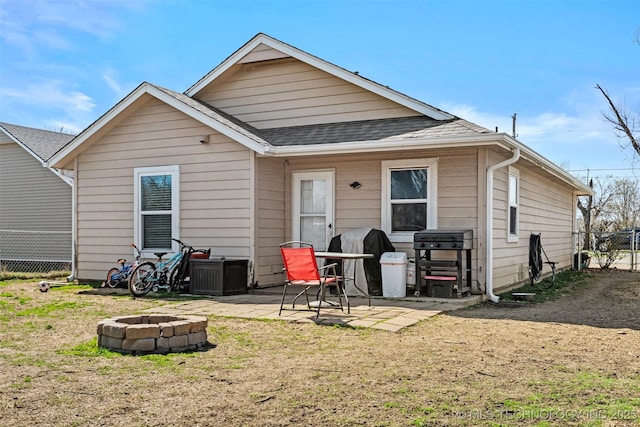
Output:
33,28,74,50
44,120,83,135
442,102,614,146
0,0,148,54
102,69,125,97
36,1,122,42
0,7,34,55
441,99,640,179
65,91,96,112
442,103,512,134
518,112,611,144
0,79,96,131
2,81,95,113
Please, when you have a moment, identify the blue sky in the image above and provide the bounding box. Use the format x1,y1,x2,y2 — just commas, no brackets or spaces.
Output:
1,0,638,180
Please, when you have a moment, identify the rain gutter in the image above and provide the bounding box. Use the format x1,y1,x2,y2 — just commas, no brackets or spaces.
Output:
485,147,520,303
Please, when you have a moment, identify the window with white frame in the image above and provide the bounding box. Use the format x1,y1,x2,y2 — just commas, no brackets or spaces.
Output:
382,159,438,242
134,165,179,252
507,166,519,242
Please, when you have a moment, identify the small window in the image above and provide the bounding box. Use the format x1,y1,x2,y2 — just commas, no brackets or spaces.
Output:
390,168,428,232
134,166,179,253
382,159,438,242
507,167,519,242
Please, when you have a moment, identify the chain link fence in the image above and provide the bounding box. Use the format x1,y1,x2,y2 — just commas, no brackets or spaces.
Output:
0,230,72,273
574,229,639,271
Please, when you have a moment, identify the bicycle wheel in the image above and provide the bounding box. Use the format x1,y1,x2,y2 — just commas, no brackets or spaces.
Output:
168,265,181,291
169,262,191,292
128,262,156,296
168,251,191,291
105,267,120,288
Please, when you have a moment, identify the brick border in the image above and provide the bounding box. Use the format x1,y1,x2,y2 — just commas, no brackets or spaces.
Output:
97,314,208,354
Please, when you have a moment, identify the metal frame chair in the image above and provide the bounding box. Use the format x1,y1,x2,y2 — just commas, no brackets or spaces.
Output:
279,241,344,318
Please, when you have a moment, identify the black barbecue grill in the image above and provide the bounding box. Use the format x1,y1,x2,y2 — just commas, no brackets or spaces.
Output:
414,230,473,298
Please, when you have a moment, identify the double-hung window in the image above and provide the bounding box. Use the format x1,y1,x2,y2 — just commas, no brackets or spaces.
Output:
134,166,179,253
507,166,519,242
382,159,438,242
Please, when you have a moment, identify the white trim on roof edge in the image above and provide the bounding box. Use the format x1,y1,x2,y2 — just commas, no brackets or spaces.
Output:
48,82,269,168
185,33,454,121
0,126,48,166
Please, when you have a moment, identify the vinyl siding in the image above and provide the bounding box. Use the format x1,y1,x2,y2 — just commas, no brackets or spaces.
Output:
255,157,286,286
196,58,420,129
0,143,71,231
238,43,290,64
0,141,72,262
74,99,252,280
491,151,576,291
281,148,480,288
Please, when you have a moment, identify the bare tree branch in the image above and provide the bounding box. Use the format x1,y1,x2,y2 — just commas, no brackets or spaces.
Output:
595,84,640,156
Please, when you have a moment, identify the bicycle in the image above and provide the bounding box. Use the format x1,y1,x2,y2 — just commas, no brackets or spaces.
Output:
128,238,210,296
103,243,143,288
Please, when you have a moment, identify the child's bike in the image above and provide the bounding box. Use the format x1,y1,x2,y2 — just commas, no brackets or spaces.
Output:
103,243,143,288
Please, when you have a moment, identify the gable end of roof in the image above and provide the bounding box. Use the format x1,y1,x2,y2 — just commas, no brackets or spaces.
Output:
185,33,454,121
47,82,273,168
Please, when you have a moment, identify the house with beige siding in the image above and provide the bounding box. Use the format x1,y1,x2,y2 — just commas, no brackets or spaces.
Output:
48,33,591,299
0,123,74,272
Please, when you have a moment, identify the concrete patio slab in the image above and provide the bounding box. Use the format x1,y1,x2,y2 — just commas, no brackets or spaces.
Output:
141,289,482,332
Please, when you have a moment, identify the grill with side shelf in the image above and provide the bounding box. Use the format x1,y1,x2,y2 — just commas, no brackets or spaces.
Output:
414,230,473,298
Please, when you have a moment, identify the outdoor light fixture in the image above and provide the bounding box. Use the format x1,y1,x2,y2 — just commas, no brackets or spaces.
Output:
199,135,210,144
350,181,362,189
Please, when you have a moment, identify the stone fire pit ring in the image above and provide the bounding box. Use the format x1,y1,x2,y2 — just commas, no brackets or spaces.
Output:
97,314,208,355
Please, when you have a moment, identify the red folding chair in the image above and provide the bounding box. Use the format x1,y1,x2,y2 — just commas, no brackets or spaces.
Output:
279,241,343,317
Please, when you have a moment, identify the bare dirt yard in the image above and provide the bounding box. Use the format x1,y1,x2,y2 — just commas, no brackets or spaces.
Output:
1,269,639,426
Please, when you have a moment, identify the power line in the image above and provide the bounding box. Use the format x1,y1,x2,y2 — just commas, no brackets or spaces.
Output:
566,167,638,173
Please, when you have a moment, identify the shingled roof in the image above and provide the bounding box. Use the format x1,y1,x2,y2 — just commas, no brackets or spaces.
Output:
39,80,495,161
260,116,493,146
0,122,75,162
155,85,493,147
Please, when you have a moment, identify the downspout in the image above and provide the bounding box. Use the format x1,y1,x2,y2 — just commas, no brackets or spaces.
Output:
485,147,520,302
67,157,78,282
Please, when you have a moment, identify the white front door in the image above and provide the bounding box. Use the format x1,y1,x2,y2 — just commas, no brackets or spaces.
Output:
292,170,334,251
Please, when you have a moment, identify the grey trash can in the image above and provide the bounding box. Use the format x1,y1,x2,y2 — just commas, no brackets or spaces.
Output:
380,252,407,297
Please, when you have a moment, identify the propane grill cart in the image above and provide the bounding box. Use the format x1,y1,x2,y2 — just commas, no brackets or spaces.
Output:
414,230,473,298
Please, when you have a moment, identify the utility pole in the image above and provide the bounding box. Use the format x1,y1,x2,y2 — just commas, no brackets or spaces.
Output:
586,177,593,251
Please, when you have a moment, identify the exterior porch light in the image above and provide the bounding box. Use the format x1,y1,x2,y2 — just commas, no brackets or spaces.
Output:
350,181,361,189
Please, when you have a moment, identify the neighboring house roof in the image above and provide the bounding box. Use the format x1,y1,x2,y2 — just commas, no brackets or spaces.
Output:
0,122,75,163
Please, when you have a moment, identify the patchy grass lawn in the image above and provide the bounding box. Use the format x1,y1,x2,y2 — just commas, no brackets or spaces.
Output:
1,271,639,426
499,269,590,304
